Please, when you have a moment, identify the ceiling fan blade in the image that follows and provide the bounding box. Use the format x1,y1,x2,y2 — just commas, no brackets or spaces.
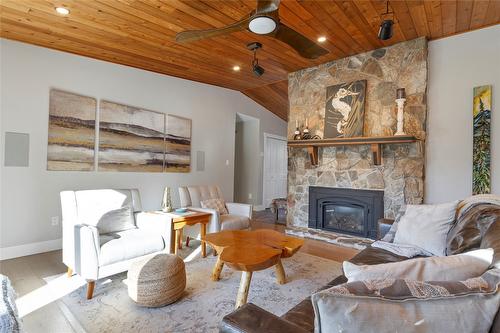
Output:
176,17,250,43
273,23,329,59
255,0,281,15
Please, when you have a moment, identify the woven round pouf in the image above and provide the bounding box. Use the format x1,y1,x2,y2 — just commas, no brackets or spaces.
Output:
127,253,186,307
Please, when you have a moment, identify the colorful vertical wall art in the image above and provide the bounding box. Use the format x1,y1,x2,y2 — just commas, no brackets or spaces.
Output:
472,85,492,195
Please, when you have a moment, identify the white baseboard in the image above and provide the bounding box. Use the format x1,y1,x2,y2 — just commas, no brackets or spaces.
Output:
0,238,62,260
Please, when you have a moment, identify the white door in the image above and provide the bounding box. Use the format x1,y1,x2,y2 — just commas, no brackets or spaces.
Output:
263,134,287,208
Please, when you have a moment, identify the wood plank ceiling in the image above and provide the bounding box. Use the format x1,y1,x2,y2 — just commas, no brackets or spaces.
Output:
1,1,499,121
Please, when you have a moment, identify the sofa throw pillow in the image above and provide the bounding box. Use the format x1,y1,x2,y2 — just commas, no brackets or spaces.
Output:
381,220,399,242
344,248,493,282
393,200,459,256
312,269,500,333
200,198,228,215
96,206,135,234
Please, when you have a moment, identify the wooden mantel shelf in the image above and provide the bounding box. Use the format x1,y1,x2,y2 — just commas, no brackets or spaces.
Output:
287,135,419,166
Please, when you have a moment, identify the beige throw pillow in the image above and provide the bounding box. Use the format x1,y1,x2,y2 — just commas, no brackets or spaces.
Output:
200,198,228,215
312,269,500,333
393,201,459,256
344,248,493,282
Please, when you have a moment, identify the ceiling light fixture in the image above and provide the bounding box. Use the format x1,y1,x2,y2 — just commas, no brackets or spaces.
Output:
233,65,241,72
317,36,327,43
55,7,70,15
378,1,394,40
248,16,277,35
247,42,264,77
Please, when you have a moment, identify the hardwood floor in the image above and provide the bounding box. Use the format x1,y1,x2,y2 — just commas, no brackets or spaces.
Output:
0,209,357,332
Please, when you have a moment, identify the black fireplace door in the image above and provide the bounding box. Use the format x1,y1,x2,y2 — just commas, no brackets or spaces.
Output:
318,199,369,237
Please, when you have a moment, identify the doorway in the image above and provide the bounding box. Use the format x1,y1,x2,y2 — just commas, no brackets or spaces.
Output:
234,114,260,205
263,133,287,208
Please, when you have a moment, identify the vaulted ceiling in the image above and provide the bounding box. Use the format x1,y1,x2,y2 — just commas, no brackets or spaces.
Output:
1,1,499,121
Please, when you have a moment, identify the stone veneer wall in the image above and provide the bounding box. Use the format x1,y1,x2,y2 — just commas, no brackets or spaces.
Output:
287,38,427,228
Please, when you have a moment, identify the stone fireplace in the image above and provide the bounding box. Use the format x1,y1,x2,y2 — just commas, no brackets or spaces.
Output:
309,187,383,239
287,38,427,233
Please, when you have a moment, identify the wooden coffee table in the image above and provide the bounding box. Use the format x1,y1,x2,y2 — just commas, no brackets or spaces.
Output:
202,229,304,308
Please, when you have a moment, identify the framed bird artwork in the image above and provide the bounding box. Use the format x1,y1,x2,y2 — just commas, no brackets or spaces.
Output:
324,80,367,138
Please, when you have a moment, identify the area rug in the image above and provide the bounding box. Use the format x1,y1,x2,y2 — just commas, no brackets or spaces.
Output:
61,252,341,332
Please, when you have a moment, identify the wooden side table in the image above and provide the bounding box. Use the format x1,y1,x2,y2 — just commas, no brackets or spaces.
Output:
171,210,211,257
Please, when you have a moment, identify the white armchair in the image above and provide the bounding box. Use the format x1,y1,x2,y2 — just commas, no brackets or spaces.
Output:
61,189,173,299
178,186,252,239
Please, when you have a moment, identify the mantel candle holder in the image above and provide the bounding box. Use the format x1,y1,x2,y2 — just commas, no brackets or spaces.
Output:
292,118,321,140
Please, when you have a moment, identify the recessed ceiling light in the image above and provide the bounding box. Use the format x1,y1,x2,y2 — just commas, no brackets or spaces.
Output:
233,65,241,72
317,36,327,43
55,7,70,15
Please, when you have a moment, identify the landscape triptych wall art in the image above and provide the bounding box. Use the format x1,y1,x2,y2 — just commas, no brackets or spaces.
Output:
165,114,191,172
99,101,166,172
47,89,191,173
472,85,492,195
47,89,96,171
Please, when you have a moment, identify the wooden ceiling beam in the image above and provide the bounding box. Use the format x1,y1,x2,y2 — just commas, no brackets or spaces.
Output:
423,0,443,38
485,0,500,25
406,1,431,37
456,0,474,32
441,0,458,36
390,0,419,39
470,0,490,29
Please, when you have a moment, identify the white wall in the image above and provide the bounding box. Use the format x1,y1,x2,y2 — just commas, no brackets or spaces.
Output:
0,39,286,253
426,25,500,203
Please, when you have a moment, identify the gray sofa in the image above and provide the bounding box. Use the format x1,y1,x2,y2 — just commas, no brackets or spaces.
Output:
220,201,500,333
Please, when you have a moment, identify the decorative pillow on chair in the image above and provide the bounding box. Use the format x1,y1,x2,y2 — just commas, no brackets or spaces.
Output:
200,198,228,215
312,269,500,333
393,200,459,256
343,248,493,282
96,205,135,234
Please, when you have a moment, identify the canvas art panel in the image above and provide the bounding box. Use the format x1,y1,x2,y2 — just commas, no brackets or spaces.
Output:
472,85,492,195
98,101,165,172
165,114,191,172
324,80,367,138
47,89,96,171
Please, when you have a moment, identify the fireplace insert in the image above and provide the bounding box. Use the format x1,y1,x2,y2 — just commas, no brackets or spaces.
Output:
308,187,383,239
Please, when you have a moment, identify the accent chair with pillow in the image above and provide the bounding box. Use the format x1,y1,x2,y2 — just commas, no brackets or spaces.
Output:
220,195,500,333
178,186,252,241
61,189,173,300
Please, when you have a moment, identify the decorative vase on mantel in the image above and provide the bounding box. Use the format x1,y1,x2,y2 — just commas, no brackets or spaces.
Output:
161,187,173,213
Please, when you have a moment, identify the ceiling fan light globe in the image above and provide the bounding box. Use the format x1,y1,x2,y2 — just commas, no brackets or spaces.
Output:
249,16,277,35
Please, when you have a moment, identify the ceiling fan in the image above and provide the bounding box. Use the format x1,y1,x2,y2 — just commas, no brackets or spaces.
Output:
175,0,329,59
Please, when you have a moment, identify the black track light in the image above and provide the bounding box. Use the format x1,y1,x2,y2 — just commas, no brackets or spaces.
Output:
378,19,394,40
253,64,265,77
247,42,265,77
378,1,394,41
